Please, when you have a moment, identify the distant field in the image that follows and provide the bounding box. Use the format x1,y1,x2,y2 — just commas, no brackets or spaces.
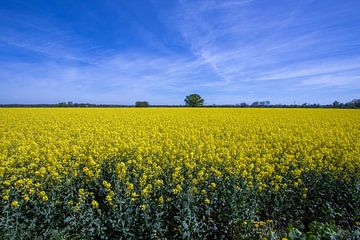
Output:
0,108,359,239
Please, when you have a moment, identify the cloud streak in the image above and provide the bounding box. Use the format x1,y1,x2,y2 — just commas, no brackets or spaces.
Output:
157,0,360,96
0,0,359,104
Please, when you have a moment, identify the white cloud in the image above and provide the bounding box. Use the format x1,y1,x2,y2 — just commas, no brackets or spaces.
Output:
254,59,360,81
1,0,360,104
298,74,360,87
0,51,216,103
156,0,360,93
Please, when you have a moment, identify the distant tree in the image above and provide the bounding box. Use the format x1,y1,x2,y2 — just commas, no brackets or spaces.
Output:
184,94,204,107
352,99,360,107
58,102,67,107
240,102,248,107
135,101,150,107
345,99,360,108
251,101,259,107
333,101,340,107
265,101,270,106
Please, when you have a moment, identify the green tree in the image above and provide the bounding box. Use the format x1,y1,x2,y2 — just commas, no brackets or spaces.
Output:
333,100,341,107
184,94,204,107
135,101,150,107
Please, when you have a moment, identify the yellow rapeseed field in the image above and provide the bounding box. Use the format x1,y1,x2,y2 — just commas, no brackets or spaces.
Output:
0,108,359,239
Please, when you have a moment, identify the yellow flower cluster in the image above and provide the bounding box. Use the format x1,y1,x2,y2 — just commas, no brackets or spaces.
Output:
0,108,359,211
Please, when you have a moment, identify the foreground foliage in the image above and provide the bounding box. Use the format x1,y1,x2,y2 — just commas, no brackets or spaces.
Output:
0,108,359,239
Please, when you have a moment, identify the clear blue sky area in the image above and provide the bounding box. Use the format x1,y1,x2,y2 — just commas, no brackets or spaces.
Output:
1,0,359,104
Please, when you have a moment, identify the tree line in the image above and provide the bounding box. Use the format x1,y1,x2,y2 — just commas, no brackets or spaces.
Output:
0,95,359,108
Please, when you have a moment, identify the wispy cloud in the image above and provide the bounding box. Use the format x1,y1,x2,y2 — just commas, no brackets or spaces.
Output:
0,0,359,104
0,51,215,104
253,58,360,82
155,0,360,99
297,73,360,88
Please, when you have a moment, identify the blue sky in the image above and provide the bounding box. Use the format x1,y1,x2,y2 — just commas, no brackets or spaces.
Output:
0,0,359,105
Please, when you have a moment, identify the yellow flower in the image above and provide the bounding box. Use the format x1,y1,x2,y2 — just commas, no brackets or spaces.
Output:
0,107,359,235
172,184,182,195
116,162,127,179
105,191,115,205
91,200,99,208
11,200,20,208
126,183,134,191
78,188,85,196
83,167,94,178
131,192,139,202
155,179,164,188
141,185,152,197
158,196,164,205
102,180,111,190
23,195,30,202
105,195,113,204
39,191,48,202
